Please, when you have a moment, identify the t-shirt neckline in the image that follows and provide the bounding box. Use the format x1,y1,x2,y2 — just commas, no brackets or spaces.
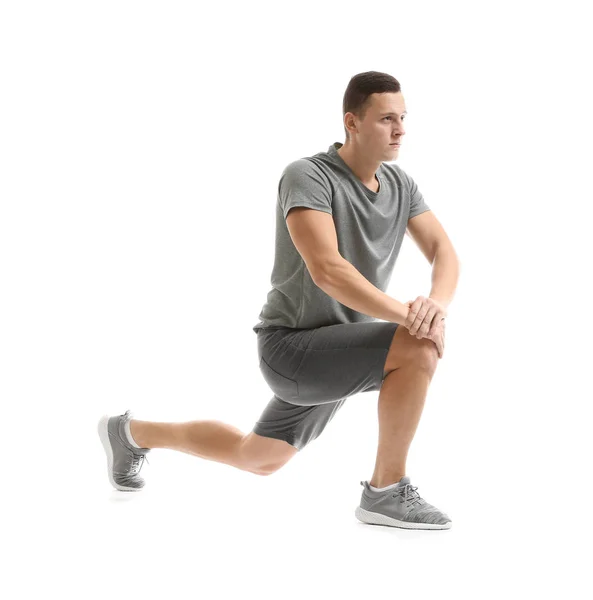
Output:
328,142,385,198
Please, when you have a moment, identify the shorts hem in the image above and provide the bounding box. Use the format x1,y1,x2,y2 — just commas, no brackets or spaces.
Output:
252,426,300,451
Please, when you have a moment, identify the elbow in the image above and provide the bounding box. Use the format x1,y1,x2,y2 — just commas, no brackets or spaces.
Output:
312,257,346,288
311,264,328,288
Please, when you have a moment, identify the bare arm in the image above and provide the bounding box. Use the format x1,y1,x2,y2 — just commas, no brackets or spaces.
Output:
315,258,410,327
428,244,460,309
284,206,410,326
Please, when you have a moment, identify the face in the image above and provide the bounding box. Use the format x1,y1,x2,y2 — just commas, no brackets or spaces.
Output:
348,92,407,161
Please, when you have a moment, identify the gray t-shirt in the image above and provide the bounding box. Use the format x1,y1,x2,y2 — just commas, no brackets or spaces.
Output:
252,141,430,332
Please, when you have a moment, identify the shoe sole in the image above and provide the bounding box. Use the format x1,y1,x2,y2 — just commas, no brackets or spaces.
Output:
97,414,143,492
355,506,452,530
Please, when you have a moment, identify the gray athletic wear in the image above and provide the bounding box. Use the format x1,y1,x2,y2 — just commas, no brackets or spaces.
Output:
253,141,430,332
254,321,399,450
97,410,150,491
251,141,430,451
356,476,452,529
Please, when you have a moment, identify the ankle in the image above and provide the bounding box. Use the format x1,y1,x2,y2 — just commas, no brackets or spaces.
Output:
370,475,405,488
129,419,150,448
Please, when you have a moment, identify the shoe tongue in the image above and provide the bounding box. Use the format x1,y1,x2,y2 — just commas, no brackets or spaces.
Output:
398,476,411,486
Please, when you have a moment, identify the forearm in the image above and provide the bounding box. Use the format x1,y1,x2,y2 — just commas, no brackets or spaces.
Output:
316,258,410,327
428,245,460,308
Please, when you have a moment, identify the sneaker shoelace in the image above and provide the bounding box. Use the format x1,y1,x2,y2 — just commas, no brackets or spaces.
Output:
122,410,150,474
392,483,424,510
130,452,149,475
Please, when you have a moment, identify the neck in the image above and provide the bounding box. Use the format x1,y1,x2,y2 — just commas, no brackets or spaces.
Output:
336,141,381,187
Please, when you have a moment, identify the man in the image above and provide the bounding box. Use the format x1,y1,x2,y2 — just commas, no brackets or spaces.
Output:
98,71,460,531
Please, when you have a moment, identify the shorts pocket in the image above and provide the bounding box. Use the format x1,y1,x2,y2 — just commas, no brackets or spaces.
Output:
259,356,299,402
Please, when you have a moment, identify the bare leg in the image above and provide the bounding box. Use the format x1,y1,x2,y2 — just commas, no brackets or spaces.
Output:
130,419,251,472
369,363,435,488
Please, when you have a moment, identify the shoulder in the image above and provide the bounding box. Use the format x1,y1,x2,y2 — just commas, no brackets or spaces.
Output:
282,157,324,177
281,158,331,189
382,162,407,182
283,157,312,172
381,162,410,193
382,162,421,191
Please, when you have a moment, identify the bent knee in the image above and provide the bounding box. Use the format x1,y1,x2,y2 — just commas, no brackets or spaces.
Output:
239,432,298,475
385,326,440,373
254,465,282,476
416,342,439,373
396,337,439,374
252,460,291,476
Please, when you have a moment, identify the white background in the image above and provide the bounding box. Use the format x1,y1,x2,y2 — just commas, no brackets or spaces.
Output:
2,1,591,598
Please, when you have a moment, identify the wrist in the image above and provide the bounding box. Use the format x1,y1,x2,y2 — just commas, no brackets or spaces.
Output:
429,294,451,309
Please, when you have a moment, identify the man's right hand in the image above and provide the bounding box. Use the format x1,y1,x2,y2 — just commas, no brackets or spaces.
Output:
404,300,445,359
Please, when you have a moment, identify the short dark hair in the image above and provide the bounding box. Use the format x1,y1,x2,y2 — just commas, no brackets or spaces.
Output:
342,71,401,140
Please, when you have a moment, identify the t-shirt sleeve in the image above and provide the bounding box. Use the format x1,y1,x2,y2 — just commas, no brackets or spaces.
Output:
403,170,431,220
278,159,333,220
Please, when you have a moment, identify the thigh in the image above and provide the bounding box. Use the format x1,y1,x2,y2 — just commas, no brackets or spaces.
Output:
254,322,398,451
257,322,399,407
293,321,399,404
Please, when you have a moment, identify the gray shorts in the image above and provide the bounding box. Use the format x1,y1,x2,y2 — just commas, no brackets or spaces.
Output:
253,321,399,451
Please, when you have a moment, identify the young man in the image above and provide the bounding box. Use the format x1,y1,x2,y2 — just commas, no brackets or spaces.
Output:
98,71,460,530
